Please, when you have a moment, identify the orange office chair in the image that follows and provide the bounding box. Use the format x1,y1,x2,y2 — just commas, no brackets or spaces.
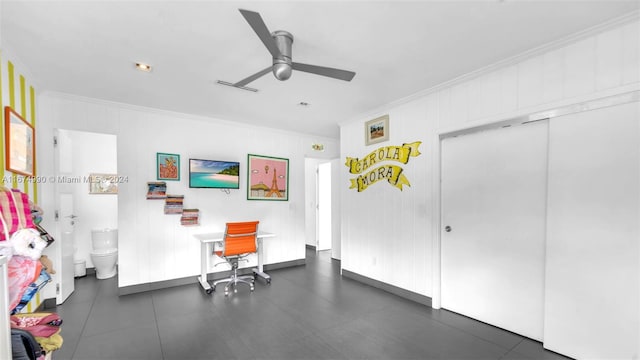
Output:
212,221,259,296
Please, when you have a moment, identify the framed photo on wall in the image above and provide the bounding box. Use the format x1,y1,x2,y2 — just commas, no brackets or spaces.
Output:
4,106,35,177
247,154,289,201
88,173,118,194
365,114,389,145
157,152,180,181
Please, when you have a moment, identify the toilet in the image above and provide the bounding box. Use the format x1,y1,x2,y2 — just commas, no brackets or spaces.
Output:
90,229,118,279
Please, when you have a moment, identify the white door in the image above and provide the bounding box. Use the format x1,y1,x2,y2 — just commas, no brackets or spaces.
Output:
441,121,548,340
543,102,639,358
317,162,332,251
54,129,76,304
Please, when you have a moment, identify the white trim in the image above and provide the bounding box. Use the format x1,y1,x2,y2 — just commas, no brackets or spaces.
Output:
438,84,639,138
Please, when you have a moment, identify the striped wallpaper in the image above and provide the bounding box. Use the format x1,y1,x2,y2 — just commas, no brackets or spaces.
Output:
0,50,42,313
0,51,38,202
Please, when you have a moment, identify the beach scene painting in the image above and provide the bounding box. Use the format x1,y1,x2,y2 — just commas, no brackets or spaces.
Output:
189,159,240,189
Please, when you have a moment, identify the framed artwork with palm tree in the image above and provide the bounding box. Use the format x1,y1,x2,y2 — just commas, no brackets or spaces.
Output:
157,152,180,181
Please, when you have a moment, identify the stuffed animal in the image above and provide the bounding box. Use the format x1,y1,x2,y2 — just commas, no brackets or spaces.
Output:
10,228,47,260
39,255,55,275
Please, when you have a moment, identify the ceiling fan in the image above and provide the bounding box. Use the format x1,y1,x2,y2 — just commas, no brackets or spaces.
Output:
221,9,356,90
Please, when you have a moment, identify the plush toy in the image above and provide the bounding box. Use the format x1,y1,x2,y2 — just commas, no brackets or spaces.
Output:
39,255,56,275
10,228,47,260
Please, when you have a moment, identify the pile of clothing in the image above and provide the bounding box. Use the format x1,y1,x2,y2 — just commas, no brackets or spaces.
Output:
11,312,63,360
0,187,62,359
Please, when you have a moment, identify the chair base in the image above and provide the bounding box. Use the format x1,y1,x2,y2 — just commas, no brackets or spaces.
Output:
212,273,255,296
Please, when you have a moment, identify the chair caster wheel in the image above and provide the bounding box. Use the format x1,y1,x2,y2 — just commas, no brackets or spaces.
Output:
234,288,238,293
266,279,271,285
250,286,255,292
206,288,213,294
224,291,229,296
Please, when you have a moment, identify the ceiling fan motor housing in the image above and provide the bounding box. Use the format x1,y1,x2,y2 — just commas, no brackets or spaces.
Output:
272,30,293,80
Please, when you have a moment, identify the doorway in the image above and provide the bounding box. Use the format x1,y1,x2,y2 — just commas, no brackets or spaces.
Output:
317,162,332,251
304,158,340,257
53,129,117,303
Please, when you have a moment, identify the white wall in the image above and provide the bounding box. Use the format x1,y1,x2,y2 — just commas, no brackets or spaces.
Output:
340,13,639,299
330,158,341,260
37,93,339,288
339,14,639,358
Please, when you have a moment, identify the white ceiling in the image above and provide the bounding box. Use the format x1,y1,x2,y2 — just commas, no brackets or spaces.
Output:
2,1,638,139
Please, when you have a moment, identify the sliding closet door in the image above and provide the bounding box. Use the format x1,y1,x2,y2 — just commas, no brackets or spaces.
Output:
544,102,639,359
441,121,548,341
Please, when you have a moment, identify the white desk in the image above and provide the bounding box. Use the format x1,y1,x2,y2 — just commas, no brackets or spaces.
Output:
194,231,275,294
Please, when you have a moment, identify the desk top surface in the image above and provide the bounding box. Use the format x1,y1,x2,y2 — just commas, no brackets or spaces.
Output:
194,231,275,243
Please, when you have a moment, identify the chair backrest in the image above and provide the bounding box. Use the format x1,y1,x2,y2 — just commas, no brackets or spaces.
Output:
223,221,259,257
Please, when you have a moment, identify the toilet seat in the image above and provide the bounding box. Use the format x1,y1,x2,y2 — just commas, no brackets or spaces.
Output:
90,248,117,256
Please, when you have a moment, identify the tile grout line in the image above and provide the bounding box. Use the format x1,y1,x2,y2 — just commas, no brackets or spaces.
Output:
150,292,166,360
498,338,526,360
69,280,100,360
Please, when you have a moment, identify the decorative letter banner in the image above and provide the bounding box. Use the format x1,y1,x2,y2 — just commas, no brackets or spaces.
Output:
345,141,422,192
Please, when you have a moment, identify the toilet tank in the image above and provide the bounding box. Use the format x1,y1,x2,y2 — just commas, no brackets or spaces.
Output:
91,229,118,250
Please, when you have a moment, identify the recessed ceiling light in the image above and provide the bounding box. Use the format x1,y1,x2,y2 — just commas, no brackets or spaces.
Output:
135,62,152,72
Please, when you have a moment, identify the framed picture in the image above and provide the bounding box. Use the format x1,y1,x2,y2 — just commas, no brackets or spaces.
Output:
157,152,180,181
4,106,35,177
247,154,289,201
89,174,118,194
365,114,389,145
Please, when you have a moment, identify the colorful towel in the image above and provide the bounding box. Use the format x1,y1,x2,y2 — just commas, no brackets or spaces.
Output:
0,187,35,241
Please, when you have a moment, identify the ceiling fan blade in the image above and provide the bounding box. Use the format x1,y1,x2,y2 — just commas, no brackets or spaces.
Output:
239,9,282,59
292,62,356,82
234,66,272,87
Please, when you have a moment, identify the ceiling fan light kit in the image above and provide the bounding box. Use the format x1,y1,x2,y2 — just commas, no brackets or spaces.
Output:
218,9,356,90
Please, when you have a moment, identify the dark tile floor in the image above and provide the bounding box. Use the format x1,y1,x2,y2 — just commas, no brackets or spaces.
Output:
51,249,572,360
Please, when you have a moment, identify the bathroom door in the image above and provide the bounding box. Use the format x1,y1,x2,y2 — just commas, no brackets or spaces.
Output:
53,129,76,304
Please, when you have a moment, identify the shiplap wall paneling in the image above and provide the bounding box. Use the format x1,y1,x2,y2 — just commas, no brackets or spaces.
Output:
340,18,639,304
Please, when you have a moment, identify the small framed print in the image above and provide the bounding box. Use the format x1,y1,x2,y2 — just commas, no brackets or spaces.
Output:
89,174,118,194
4,106,35,177
365,114,389,145
157,152,180,181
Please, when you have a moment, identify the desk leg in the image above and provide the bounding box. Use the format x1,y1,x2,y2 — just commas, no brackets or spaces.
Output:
198,242,213,294
253,237,271,284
